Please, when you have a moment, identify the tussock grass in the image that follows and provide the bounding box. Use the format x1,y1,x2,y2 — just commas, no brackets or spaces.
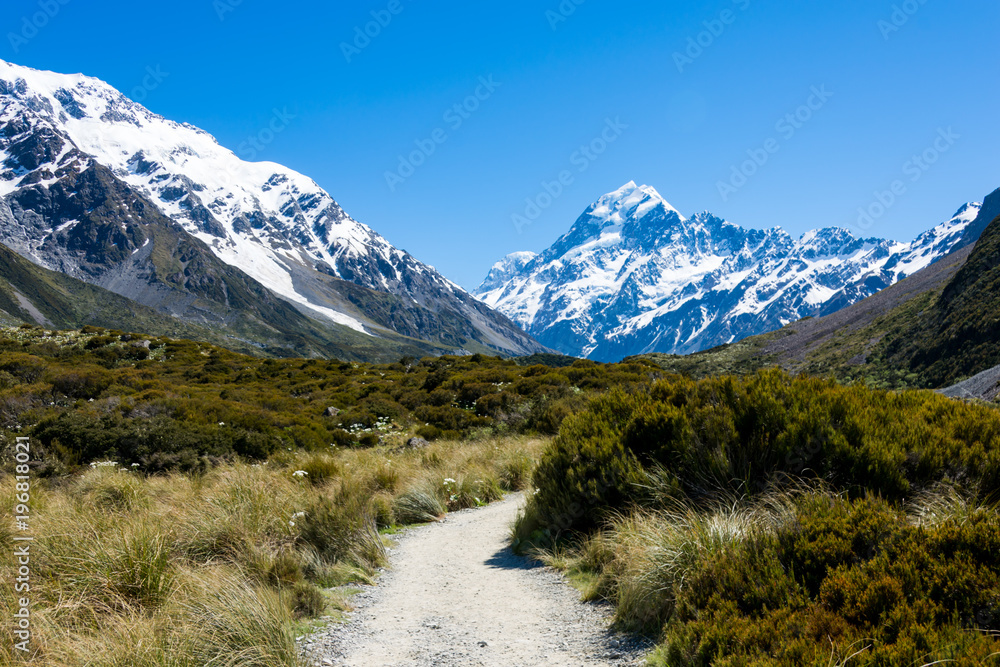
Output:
393,487,446,525
0,435,548,665
537,491,801,633
908,481,998,528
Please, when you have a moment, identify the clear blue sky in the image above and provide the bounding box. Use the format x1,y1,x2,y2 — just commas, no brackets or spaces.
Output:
5,0,999,290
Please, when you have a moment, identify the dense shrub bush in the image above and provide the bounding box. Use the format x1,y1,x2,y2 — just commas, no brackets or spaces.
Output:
529,370,1000,535
50,367,114,399
654,495,1000,666
0,353,47,383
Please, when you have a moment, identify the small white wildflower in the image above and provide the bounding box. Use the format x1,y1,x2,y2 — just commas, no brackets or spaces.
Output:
292,470,308,478
218,422,225,426
444,478,456,485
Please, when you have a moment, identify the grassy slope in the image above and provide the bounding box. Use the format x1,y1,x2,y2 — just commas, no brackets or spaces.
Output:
0,242,241,345
878,212,1000,387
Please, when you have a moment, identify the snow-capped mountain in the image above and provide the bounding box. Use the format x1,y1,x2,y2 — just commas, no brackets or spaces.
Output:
476,182,981,361
0,59,544,358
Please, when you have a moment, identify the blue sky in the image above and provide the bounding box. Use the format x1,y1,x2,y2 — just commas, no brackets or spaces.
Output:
5,0,999,290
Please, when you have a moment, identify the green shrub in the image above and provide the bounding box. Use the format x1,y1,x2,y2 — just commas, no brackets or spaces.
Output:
85,335,117,350
0,352,47,383
655,495,1000,666
529,390,650,536
416,424,441,441
526,370,1000,536
51,367,114,399
288,582,326,619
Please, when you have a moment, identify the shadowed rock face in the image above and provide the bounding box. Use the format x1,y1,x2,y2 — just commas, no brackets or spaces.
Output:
0,58,546,358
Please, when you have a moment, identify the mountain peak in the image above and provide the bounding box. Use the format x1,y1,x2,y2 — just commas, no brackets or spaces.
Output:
590,181,684,224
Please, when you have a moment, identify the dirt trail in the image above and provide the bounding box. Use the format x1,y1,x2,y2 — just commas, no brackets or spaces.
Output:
299,493,650,667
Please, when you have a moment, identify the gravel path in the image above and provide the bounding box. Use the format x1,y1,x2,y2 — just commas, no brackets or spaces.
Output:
299,493,651,667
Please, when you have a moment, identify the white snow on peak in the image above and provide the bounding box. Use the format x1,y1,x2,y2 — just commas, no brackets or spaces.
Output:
589,181,685,225
496,251,537,268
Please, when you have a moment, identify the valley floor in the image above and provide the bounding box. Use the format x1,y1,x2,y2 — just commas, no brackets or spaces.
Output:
300,493,650,667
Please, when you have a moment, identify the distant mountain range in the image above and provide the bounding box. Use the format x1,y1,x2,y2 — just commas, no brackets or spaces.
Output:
638,187,1000,398
476,181,985,361
0,59,546,360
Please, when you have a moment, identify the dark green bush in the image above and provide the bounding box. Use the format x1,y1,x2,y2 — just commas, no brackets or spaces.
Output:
658,496,1000,666
415,425,441,441
51,367,114,399
531,390,648,536
530,370,1000,535
289,582,326,619
0,353,47,383
85,335,117,350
